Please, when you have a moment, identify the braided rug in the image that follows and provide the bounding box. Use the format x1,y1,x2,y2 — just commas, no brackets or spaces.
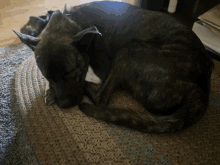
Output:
1,43,220,164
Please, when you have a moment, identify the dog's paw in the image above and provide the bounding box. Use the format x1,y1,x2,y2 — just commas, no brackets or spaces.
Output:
79,103,97,114
45,84,56,106
97,92,110,106
78,103,89,111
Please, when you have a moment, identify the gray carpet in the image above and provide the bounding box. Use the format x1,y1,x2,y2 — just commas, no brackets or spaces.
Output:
0,43,39,165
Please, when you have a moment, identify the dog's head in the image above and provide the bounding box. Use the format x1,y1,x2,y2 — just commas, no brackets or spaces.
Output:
13,9,102,108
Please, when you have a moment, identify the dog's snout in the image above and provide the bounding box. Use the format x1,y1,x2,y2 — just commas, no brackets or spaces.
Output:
57,97,74,109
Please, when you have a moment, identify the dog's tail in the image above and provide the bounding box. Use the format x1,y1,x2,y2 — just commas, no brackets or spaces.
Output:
79,84,210,134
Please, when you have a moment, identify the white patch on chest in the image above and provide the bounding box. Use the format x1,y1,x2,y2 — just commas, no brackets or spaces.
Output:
85,65,102,84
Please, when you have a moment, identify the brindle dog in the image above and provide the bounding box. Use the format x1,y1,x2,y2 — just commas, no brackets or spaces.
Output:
14,1,214,133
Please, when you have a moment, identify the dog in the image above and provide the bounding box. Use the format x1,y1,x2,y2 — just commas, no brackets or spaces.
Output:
14,1,214,133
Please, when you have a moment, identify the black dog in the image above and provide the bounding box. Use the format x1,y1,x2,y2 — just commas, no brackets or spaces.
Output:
14,1,214,133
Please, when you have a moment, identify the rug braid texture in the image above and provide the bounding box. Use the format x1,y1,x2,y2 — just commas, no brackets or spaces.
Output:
0,42,220,165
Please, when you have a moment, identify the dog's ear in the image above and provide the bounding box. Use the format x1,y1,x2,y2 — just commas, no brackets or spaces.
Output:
72,26,102,52
64,4,70,14
13,30,41,51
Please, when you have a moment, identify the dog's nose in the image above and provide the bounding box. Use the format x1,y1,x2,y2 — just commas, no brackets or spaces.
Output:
57,97,74,109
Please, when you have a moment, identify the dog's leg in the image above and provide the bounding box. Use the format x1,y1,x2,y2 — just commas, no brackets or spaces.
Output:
44,82,56,106
85,49,128,106
85,68,119,106
97,71,118,105
84,82,102,105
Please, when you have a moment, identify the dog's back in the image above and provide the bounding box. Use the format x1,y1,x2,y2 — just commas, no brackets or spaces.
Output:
65,1,212,79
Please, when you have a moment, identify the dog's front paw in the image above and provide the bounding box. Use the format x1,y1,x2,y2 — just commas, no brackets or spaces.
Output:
45,84,56,106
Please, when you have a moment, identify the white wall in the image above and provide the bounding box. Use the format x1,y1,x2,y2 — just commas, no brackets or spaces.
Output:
79,0,142,7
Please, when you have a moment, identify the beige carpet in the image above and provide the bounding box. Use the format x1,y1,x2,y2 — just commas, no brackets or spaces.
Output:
13,43,220,165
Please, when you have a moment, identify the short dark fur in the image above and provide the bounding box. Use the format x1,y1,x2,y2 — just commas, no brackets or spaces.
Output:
14,1,214,133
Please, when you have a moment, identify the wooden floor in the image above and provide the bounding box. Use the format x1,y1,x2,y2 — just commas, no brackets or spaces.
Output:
0,0,138,47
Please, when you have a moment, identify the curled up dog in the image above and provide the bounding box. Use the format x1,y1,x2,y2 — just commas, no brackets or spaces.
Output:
14,1,214,134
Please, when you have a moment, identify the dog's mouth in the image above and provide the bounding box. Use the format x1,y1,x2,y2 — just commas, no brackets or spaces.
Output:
51,85,84,109
46,65,101,109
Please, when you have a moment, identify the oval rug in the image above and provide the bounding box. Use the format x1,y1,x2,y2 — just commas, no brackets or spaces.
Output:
14,52,220,165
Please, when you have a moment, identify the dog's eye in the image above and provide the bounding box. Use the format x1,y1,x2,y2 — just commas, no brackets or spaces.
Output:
61,72,66,77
